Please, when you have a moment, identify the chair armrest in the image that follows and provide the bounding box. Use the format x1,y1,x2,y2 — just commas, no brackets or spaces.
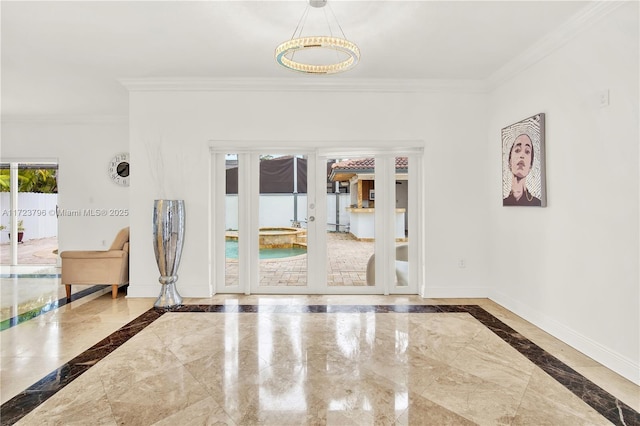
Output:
61,250,127,259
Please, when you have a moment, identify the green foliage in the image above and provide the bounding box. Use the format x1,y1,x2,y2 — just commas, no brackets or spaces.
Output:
0,169,58,193
0,220,25,231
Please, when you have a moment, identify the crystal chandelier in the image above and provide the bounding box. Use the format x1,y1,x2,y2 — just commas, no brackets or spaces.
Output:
275,0,360,74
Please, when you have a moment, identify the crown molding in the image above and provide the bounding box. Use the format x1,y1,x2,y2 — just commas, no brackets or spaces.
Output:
486,1,626,91
1,115,129,125
118,77,488,94
4,2,624,122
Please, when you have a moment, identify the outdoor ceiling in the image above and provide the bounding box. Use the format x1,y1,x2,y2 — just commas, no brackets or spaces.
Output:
1,1,588,117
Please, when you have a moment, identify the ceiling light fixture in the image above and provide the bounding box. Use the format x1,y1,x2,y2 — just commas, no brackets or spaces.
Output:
275,0,360,74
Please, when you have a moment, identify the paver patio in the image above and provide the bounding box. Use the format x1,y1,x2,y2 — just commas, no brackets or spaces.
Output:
226,232,390,287
0,237,58,265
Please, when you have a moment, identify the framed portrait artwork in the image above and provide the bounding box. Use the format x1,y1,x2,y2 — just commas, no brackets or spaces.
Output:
501,113,546,207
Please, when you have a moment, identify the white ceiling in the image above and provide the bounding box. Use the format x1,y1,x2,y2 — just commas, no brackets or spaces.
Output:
1,1,589,117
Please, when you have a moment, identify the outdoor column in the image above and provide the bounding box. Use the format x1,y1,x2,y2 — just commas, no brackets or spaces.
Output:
293,156,298,224
10,163,18,265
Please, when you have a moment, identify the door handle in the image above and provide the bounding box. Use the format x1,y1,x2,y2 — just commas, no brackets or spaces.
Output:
308,216,315,222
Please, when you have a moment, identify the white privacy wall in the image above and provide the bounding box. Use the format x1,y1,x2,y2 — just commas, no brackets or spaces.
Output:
0,120,130,253
0,193,58,243
127,88,491,299
487,2,639,383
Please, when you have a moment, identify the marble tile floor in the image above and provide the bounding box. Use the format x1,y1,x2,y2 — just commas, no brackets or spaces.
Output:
0,265,123,328
1,295,638,425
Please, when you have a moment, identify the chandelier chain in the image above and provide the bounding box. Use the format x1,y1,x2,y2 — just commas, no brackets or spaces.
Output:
291,5,310,40
323,7,341,64
290,4,311,62
327,3,348,40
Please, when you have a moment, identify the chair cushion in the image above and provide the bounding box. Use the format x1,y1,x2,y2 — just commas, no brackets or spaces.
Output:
109,227,130,250
61,250,127,259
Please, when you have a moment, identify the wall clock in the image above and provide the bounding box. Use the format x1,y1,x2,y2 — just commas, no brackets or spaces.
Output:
108,152,130,187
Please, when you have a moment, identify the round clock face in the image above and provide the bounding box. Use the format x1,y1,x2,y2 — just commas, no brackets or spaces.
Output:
108,153,130,187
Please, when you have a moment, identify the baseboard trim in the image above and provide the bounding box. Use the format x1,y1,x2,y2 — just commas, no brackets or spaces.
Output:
490,289,640,386
126,283,213,299
126,284,160,298
422,286,489,299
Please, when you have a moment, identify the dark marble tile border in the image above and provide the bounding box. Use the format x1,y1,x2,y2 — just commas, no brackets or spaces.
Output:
457,305,639,426
0,285,124,331
0,308,163,426
1,304,637,426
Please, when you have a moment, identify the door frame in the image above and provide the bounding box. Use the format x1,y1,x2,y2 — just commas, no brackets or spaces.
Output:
209,141,424,295
0,160,59,266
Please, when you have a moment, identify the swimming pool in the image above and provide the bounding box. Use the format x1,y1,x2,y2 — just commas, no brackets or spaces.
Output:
225,240,307,259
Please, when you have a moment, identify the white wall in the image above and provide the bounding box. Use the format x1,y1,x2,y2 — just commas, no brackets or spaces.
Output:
226,193,349,230
488,2,639,383
0,120,130,253
326,192,351,232
0,193,58,243
127,89,490,299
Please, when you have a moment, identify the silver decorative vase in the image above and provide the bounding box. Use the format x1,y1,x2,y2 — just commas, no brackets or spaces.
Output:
152,199,185,308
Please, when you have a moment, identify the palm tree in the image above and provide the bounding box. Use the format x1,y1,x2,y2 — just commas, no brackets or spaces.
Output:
0,169,57,193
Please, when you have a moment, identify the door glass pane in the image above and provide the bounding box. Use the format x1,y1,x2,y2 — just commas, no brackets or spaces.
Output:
225,154,239,287
326,157,374,287
394,157,409,287
1,163,58,266
258,154,308,288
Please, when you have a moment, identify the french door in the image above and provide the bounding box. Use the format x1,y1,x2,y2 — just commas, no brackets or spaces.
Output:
210,144,422,295
0,161,59,266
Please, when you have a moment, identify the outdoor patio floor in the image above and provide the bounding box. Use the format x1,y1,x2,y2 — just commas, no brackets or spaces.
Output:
226,232,403,287
0,237,58,265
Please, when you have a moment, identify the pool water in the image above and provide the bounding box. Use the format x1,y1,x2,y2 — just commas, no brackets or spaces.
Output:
225,240,307,259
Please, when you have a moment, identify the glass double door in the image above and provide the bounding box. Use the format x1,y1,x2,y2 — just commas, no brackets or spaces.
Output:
212,148,420,295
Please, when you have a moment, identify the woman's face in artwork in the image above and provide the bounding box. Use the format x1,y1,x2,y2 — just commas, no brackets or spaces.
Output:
509,134,533,179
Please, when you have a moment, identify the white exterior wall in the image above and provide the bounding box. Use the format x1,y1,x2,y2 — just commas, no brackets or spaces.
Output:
349,211,374,240
326,193,351,232
0,193,58,243
488,2,639,383
222,195,313,230
347,210,404,240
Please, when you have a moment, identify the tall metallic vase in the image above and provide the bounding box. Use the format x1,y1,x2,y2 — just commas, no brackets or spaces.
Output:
152,199,185,308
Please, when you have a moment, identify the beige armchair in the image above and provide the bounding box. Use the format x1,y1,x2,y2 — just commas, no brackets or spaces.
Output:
61,227,129,300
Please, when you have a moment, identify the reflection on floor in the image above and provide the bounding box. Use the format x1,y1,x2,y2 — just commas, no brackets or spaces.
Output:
0,265,117,329
1,295,638,425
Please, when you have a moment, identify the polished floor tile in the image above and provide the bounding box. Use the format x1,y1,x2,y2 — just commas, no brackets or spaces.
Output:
0,294,155,406
1,297,638,425
0,265,115,328
0,267,64,323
